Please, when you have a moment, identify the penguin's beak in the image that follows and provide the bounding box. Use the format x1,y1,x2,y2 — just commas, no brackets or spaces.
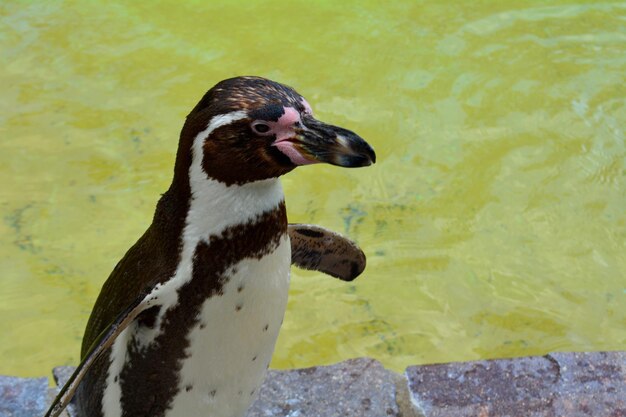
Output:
273,115,376,167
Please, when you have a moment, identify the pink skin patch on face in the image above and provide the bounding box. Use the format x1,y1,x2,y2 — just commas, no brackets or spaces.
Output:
267,106,318,166
273,107,300,141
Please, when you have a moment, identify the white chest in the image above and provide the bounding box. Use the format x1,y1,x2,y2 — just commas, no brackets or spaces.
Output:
166,235,291,417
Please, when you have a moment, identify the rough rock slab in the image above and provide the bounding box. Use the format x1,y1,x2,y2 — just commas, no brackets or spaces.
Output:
52,366,74,388
5,352,626,417
406,351,626,417
0,375,48,417
246,358,400,417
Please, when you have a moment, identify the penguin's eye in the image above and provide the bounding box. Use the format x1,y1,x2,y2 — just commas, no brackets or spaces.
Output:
251,122,272,135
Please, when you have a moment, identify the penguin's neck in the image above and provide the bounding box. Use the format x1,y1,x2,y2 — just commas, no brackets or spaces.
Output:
185,176,285,243
156,110,287,243
152,110,288,295
184,110,286,242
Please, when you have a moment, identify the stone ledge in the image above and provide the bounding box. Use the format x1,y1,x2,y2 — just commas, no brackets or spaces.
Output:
2,352,624,417
0,376,48,417
247,358,400,417
407,351,626,417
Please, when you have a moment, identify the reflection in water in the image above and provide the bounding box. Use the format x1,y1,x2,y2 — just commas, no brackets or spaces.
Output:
0,1,624,376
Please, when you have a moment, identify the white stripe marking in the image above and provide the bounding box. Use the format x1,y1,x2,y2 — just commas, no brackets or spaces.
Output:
101,327,131,417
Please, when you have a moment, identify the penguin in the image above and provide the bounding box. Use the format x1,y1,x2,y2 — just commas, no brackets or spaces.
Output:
45,76,375,417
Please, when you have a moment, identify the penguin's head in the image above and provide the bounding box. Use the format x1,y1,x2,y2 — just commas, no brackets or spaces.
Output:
179,76,376,186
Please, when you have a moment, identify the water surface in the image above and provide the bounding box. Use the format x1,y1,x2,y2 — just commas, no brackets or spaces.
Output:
1,0,625,377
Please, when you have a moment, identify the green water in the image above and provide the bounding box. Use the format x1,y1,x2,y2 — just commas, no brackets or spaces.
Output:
1,1,625,378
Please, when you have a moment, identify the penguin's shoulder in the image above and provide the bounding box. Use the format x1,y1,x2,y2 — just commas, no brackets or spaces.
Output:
81,230,170,357
82,190,188,357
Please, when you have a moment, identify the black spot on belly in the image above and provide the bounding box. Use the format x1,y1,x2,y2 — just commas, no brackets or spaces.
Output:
209,389,217,397
263,324,269,331
235,304,243,312
295,228,324,238
237,285,244,293
250,389,255,396
185,385,192,392
252,356,257,361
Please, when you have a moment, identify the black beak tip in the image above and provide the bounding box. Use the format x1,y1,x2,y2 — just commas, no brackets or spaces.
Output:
340,140,376,168
356,141,376,166
366,144,376,164
342,147,376,167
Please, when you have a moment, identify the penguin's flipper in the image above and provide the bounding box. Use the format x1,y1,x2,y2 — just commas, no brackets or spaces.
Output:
288,223,366,281
44,291,151,417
